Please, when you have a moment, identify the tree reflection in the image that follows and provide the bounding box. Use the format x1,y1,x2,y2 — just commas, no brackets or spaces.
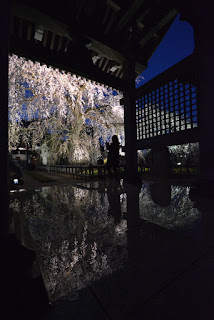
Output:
139,184,201,232
9,184,127,302
9,182,201,303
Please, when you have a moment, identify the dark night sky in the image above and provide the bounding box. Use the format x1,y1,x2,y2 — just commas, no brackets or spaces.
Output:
136,14,195,88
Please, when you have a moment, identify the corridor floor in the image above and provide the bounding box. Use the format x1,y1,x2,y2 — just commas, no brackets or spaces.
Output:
8,172,214,319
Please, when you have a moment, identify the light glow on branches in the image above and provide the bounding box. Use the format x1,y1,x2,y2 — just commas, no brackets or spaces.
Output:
9,54,124,164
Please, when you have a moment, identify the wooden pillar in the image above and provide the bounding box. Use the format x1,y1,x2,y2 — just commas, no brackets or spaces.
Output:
192,4,214,186
126,184,141,228
150,146,170,179
0,2,10,250
123,60,140,183
126,184,141,261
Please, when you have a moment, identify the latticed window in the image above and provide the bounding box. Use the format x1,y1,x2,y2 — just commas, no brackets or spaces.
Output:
136,80,198,140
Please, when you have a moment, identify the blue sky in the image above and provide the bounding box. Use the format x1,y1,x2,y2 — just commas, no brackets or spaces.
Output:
136,14,195,88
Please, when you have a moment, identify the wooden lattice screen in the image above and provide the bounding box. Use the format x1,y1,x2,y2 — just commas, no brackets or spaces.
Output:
136,80,198,140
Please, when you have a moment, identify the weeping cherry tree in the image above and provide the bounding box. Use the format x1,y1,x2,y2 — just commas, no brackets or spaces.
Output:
9,54,124,165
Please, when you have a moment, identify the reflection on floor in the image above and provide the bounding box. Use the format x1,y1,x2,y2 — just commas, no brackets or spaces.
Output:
9,179,214,319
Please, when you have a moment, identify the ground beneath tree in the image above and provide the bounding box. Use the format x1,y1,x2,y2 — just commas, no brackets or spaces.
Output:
10,169,78,191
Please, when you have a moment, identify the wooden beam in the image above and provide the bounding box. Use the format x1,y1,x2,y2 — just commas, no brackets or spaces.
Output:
115,66,122,77
136,127,199,149
27,23,32,40
116,0,145,30
50,32,55,50
11,1,125,62
11,1,70,38
136,8,151,27
102,5,110,25
11,2,148,69
104,0,121,34
102,58,109,72
9,36,127,91
88,38,125,64
98,56,105,68
57,35,62,51
140,9,177,47
76,0,86,20
42,29,48,47
106,0,120,12
104,10,118,34
11,2,149,71
18,18,22,39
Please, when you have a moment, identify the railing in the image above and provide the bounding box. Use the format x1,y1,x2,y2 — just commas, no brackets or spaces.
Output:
38,165,106,180
37,164,199,180
37,164,151,180
171,165,199,176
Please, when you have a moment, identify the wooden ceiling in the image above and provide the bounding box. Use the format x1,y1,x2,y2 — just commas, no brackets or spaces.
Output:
10,0,178,89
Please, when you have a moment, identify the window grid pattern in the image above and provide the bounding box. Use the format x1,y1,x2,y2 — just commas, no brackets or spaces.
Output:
136,80,198,140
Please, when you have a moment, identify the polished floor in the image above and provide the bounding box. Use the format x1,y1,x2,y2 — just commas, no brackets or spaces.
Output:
8,175,214,319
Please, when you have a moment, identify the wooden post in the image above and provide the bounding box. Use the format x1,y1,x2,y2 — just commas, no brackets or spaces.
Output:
193,5,214,188
123,59,140,184
0,2,10,250
126,183,141,261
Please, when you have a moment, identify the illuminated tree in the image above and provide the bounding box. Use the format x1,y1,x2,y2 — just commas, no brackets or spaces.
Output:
168,142,199,165
9,54,124,164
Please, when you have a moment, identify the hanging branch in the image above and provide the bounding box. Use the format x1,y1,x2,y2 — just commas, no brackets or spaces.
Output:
8,54,124,165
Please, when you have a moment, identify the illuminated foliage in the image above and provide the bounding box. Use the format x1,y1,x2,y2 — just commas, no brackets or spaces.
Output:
168,142,199,165
9,54,124,164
